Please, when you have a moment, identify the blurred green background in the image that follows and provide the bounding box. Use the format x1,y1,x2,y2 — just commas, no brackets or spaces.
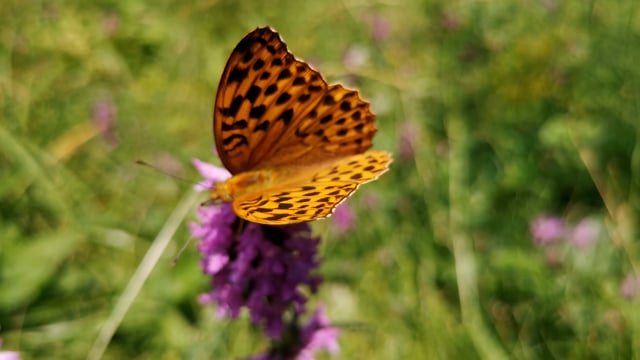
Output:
2,0,640,358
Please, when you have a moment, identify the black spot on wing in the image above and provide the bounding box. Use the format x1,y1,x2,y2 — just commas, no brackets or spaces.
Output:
278,69,292,80
260,71,271,80
253,58,265,70
276,92,292,105
221,95,244,117
298,94,311,103
323,95,336,105
265,84,277,95
263,213,289,222
279,108,294,125
250,105,266,118
228,67,249,83
242,50,254,63
320,115,332,124
222,120,248,131
222,134,248,149
246,85,262,103
254,120,270,132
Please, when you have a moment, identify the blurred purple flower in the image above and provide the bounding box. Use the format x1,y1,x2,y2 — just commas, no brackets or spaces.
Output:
363,13,391,43
441,13,460,31
398,121,418,160
569,218,601,248
542,0,559,10
530,215,565,245
248,305,340,360
0,339,20,360
192,158,231,191
362,191,380,210
102,12,120,36
621,274,640,300
342,45,369,71
92,98,119,148
332,203,355,234
297,305,340,359
191,159,322,339
0,352,20,360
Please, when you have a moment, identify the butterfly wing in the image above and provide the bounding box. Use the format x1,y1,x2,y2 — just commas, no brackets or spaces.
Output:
231,151,392,225
260,84,377,169
214,27,377,175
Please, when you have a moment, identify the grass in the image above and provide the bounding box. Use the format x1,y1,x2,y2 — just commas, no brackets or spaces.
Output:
1,0,639,358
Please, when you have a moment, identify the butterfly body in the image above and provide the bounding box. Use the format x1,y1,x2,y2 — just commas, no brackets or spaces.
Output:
211,27,391,225
211,170,274,203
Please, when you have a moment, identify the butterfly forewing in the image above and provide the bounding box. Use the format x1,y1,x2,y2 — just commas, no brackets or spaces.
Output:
214,27,378,174
261,84,377,169
232,151,392,225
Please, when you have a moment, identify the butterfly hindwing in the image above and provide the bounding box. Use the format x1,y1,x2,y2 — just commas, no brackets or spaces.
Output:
233,182,359,225
232,151,392,225
308,150,391,184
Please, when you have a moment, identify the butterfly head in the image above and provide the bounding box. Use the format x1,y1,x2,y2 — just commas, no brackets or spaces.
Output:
210,181,233,204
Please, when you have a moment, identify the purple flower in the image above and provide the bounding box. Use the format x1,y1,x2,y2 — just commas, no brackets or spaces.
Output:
296,306,340,359
530,215,566,245
0,339,20,360
621,274,640,300
569,218,601,248
191,159,322,339
362,13,391,43
362,191,380,210
192,158,231,191
441,13,460,31
332,203,355,234
92,98,119,148
342,45,369,71
398,121,418,160
102,12,120,36
0,352,20,360
247,305,340,360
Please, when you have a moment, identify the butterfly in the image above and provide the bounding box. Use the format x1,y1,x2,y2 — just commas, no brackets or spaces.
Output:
210,27,391,225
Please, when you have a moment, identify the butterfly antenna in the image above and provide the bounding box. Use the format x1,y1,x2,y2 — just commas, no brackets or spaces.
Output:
171,236,194,267
135,160,202,186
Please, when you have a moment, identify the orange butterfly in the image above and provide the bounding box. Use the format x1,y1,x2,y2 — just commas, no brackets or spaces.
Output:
210,27,391,225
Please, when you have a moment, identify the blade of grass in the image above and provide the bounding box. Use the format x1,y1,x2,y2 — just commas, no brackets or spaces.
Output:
86,189,200,360
448,114,508,360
